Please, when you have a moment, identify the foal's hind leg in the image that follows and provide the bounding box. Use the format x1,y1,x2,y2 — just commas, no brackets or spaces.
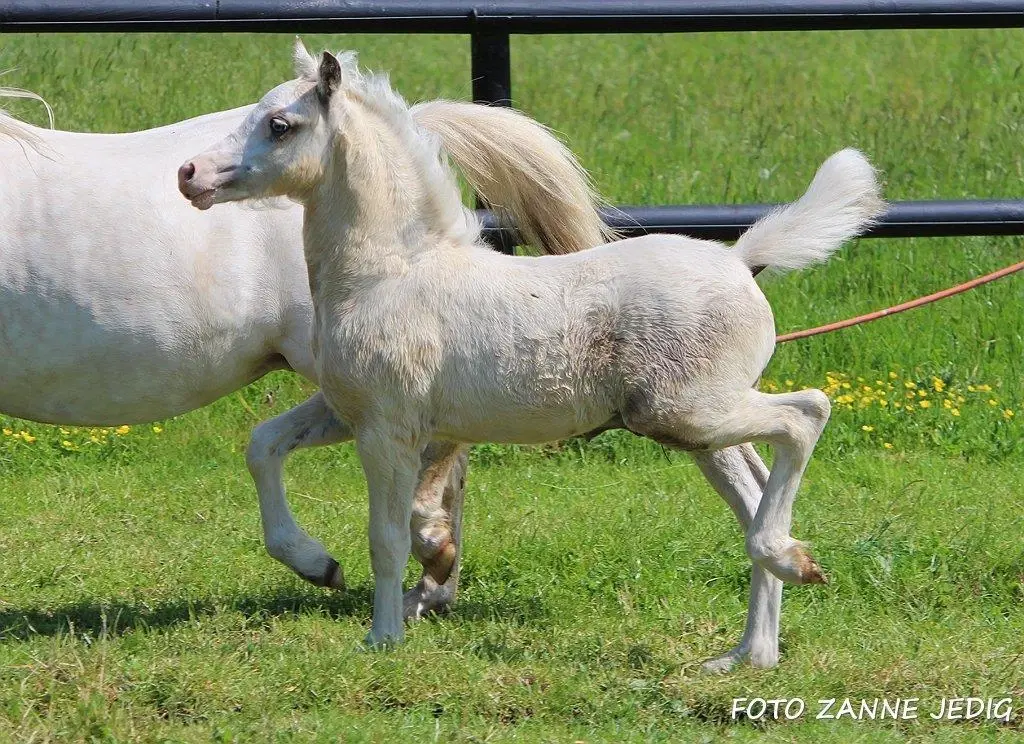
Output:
629,388,830,585
404,441,468,620
247,392,350,588
691,444,784,671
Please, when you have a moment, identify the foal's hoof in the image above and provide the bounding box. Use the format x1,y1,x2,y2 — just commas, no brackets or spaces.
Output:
751,540,828,585
403,576,456,621
701,643,780,673
795,550,828,585
363,630,403,650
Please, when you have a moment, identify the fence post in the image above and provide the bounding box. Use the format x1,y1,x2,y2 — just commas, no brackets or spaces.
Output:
470,26,516,253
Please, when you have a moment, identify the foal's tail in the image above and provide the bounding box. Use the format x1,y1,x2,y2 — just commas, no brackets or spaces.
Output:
411,101,615,255
733,149,885,272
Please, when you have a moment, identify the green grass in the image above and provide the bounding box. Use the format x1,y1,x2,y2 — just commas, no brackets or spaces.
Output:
0,30,1022,742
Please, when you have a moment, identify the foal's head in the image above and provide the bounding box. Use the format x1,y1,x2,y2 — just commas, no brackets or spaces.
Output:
178,40,355,209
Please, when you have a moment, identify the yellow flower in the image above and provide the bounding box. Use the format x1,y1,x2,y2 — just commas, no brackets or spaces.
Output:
61,440,75,449
115,425,131,435
862,425,874,432
919,400,931,409
905,391,916,399
59,427,71,435
878,399,888,407
977,384,992,392
1005,409,1016,420
842,382,851,389
2,428,11,436
22,433,36,443
931,377,945,392
785,379,794,387
904,381,917,389
90,435,101,444
152,426,163,434
894,401,903,409
943,399,953,409
968,385,976,392
951,408,961,417
883,442,893,449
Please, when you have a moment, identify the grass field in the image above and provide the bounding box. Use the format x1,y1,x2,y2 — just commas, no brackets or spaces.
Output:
0,29,1022,742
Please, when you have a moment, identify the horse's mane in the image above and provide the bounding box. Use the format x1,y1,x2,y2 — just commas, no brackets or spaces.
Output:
313,54,482,247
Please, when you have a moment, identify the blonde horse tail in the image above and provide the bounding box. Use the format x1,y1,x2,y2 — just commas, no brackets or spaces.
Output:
0,86,54,152
411,100,615,255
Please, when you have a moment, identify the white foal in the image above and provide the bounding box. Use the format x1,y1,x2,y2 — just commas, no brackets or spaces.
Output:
180,43,884,667
0,79,606,602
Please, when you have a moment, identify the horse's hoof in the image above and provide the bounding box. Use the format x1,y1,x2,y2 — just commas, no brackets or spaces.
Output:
324,558,345,590
363,630,402,650
750,538,827,585
403,578,456,621
701,643,779,673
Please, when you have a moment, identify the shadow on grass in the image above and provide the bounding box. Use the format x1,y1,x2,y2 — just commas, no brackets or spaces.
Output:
0,580,549,642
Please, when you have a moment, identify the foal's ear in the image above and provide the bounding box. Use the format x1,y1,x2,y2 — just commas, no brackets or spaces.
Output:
317,51,343,101
292,37,319,81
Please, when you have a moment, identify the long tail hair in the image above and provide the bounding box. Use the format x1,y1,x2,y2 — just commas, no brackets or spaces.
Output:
411,101,615,256
0,86,54,153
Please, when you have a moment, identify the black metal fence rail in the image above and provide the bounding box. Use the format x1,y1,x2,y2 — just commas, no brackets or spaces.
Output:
480,200,1024,247
4,0,1024,245
4,2,1024,32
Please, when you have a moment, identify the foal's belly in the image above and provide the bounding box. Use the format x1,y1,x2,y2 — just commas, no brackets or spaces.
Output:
434,395,616,445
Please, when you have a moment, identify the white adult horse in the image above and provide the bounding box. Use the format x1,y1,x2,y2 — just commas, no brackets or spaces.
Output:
0,80,610,611
179,44,885,669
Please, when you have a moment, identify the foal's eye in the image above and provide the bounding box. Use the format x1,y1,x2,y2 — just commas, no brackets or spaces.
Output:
269,117,291,138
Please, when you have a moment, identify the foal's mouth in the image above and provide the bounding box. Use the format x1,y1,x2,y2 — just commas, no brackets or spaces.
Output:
187,188,219,211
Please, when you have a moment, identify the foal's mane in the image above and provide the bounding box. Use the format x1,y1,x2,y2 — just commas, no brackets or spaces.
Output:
313,54,481,246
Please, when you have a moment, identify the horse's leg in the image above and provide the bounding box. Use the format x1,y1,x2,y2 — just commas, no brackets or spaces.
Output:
404,441,468,620
690,444,783,671
625,388,830,665
247,391,350,588
356,426,421,647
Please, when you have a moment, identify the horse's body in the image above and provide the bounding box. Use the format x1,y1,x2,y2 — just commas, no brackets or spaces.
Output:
0,91,607,603
1,106,308,424
180,44,885,668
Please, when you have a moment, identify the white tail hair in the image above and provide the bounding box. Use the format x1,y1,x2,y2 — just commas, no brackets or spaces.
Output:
733,149,885,272
411,101,615,255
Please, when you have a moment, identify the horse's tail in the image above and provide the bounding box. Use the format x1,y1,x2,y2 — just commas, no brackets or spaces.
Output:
733,149,884,273
0,86,54,151
411,100,615,255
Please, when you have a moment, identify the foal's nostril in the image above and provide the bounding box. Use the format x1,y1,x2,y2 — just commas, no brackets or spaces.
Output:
178,162,196,184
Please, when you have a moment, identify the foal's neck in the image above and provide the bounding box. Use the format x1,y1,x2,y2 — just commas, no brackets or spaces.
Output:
302,94,472,301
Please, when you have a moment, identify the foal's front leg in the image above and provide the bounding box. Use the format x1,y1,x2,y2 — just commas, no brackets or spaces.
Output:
405,441,468,620
357,427,422,647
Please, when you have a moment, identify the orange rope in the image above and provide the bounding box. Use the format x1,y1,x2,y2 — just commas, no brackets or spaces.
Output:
776,259,1024,344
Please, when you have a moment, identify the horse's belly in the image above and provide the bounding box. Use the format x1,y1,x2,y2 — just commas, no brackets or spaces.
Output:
0,292,278,426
